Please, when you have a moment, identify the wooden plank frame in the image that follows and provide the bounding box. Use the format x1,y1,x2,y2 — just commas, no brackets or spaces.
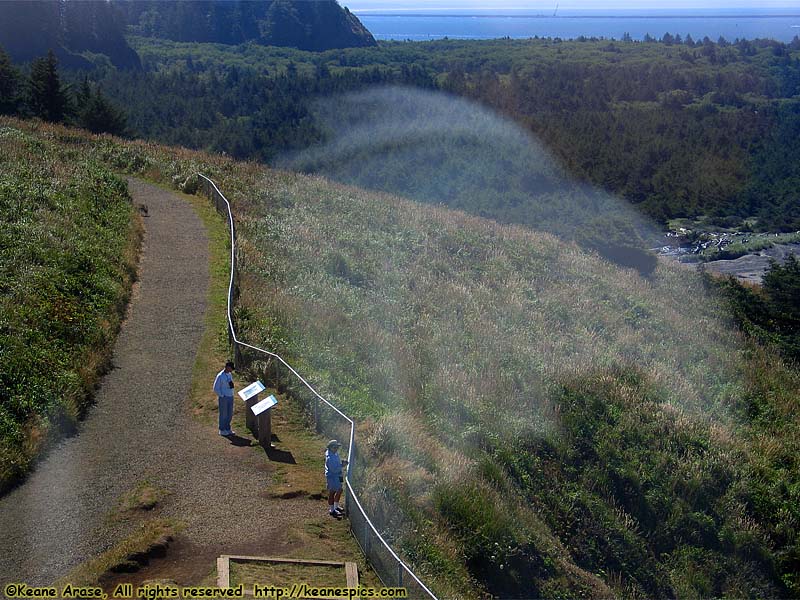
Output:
217,555,359,598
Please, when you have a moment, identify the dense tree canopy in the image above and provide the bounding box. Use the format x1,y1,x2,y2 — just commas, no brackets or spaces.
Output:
5,9,798,232
4,25,800,233
1,44,128,136
89,35,800,233
713,256,800,362
2,24,799,599
76,78,128,137
0,46,21,115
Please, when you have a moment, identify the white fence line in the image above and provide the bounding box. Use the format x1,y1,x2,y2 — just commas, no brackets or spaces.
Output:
197,173,438,600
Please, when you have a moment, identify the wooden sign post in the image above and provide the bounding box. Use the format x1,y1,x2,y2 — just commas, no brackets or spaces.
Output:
252,395,278,450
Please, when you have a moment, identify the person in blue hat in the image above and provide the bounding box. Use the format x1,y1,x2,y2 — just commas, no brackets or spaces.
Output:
325,440,348,518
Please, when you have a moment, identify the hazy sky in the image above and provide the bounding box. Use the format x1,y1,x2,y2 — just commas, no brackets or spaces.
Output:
346,1,794,10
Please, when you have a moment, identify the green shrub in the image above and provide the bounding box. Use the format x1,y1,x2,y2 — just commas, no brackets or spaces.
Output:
0,124,139,491
433,479,551,598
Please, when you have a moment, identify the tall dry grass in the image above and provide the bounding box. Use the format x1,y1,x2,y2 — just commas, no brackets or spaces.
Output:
231,167,799,597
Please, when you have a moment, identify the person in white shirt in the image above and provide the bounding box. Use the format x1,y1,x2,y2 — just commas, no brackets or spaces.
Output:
213,361,236,436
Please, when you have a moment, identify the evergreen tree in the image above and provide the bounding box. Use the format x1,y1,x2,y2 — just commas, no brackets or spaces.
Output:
763,255,800,338
78,84,128,136
715,256,800,362
0,45,21,115
113,0,375,51
28,50,67,122
76,76,92,109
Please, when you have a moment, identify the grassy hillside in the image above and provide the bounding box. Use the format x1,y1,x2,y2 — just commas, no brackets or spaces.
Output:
231,178,800,596
0,123,140,492
2,118,797,597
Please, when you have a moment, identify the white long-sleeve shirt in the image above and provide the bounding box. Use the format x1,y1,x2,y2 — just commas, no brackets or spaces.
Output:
213,369,234,398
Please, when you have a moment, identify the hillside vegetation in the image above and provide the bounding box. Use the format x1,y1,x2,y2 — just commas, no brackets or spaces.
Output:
0,116,256,493
1,119,797,598
85,35,800,231
0,0,376,72
0,122,140,492
5,13,797,229
230,170,800,598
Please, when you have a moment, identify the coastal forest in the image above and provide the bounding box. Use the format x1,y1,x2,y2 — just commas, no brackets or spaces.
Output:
22,33,800,232
1,1,800,598
3,9,799,231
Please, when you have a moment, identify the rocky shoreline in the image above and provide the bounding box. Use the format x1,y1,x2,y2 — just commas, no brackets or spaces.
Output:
699,243,800,284
655,230,800,284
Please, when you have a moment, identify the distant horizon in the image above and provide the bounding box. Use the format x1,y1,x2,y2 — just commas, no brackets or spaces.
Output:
346,1,796,12
350,3,800,43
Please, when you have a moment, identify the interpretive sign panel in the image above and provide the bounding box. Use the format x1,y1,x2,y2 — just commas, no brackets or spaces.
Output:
252,394,278,416
238,380,266,402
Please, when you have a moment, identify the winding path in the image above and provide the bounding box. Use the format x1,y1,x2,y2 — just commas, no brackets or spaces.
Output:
0,180,324,589
0,180,211,586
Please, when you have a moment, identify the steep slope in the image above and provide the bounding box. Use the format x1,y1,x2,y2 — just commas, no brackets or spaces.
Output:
0,121,377,594
0,175,209,586
115,0,376,51
233,172,800,596
0,123,140,492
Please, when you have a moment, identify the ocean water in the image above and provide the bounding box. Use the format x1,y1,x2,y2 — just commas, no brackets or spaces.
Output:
355,8,800,43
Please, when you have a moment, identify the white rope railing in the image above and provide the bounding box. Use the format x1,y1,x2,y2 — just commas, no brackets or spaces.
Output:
197,173,438,599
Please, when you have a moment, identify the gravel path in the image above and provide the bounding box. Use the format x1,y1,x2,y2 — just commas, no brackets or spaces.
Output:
0,179,210,586
0,181,196,585
0,180,325,590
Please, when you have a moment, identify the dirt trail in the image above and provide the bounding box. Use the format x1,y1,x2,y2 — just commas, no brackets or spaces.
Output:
0,180,323,589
